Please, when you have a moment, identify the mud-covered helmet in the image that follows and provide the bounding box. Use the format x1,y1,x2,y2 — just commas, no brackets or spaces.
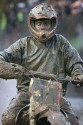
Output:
28,3,58,42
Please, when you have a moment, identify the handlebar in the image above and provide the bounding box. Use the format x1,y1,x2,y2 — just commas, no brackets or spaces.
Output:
24,70,83,88
25,70,57,80
58,77,83,88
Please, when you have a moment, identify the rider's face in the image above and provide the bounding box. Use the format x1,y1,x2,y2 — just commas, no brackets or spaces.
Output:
34,19,51,32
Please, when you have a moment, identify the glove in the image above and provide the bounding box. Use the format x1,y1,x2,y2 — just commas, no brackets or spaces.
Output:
72,75,83,87
74,75,83,83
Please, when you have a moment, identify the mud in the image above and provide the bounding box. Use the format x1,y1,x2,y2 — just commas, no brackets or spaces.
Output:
0,79,83,125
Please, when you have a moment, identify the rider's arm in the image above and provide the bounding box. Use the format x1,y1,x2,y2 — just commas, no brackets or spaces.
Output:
0,38,27,79
62,36,83,78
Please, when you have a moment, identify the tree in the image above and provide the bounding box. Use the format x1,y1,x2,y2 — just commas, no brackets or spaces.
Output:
0,0,6,13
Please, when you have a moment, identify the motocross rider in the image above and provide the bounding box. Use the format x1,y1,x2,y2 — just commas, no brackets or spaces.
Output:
0,2,83,125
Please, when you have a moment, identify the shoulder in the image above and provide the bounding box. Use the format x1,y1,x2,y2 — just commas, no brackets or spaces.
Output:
4,36,33,52
15,36,33,47
55,34,68,43
19,36,32,44
54,34,74,53
55,34,72,46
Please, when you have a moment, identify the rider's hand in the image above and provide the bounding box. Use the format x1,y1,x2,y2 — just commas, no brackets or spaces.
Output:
75,75,83,82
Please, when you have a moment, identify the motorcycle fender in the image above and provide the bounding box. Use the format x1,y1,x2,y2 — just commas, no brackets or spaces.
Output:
39,111,70,125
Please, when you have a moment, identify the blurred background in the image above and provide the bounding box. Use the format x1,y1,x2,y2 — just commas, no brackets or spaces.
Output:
0,0,83,125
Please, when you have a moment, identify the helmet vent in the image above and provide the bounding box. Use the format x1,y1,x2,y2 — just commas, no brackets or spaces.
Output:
41,7,44,10
42,34,46,39
38,12,42,15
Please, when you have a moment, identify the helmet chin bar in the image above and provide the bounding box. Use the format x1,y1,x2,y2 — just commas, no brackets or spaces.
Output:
37,31,49,42
29,25,57,42
40,31,47,40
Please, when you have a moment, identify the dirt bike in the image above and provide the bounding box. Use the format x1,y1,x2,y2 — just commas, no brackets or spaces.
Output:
15,71,82,125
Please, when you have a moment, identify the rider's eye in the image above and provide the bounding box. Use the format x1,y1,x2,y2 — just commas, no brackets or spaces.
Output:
35,21,41,26
44,21,49,25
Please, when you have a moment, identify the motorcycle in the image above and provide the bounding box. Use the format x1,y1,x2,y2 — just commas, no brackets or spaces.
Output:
15,71,82,125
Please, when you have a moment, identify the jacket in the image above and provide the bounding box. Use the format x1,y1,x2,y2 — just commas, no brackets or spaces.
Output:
0,34,83,91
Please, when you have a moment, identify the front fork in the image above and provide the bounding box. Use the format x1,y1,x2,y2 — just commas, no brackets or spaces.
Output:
29,97,36,125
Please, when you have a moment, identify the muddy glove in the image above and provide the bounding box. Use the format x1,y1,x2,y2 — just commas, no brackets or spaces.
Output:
73,75,83,87
0,60,26,79
75,75,83,82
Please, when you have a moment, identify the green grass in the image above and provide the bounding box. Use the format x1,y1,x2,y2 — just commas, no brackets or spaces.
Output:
69,36,83,51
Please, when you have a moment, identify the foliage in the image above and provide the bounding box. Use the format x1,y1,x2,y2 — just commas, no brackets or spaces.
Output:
0,0,27,13
69,36,83,50
0,0,6,13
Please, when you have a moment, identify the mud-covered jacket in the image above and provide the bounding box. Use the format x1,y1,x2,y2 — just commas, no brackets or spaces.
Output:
0,34,83,91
